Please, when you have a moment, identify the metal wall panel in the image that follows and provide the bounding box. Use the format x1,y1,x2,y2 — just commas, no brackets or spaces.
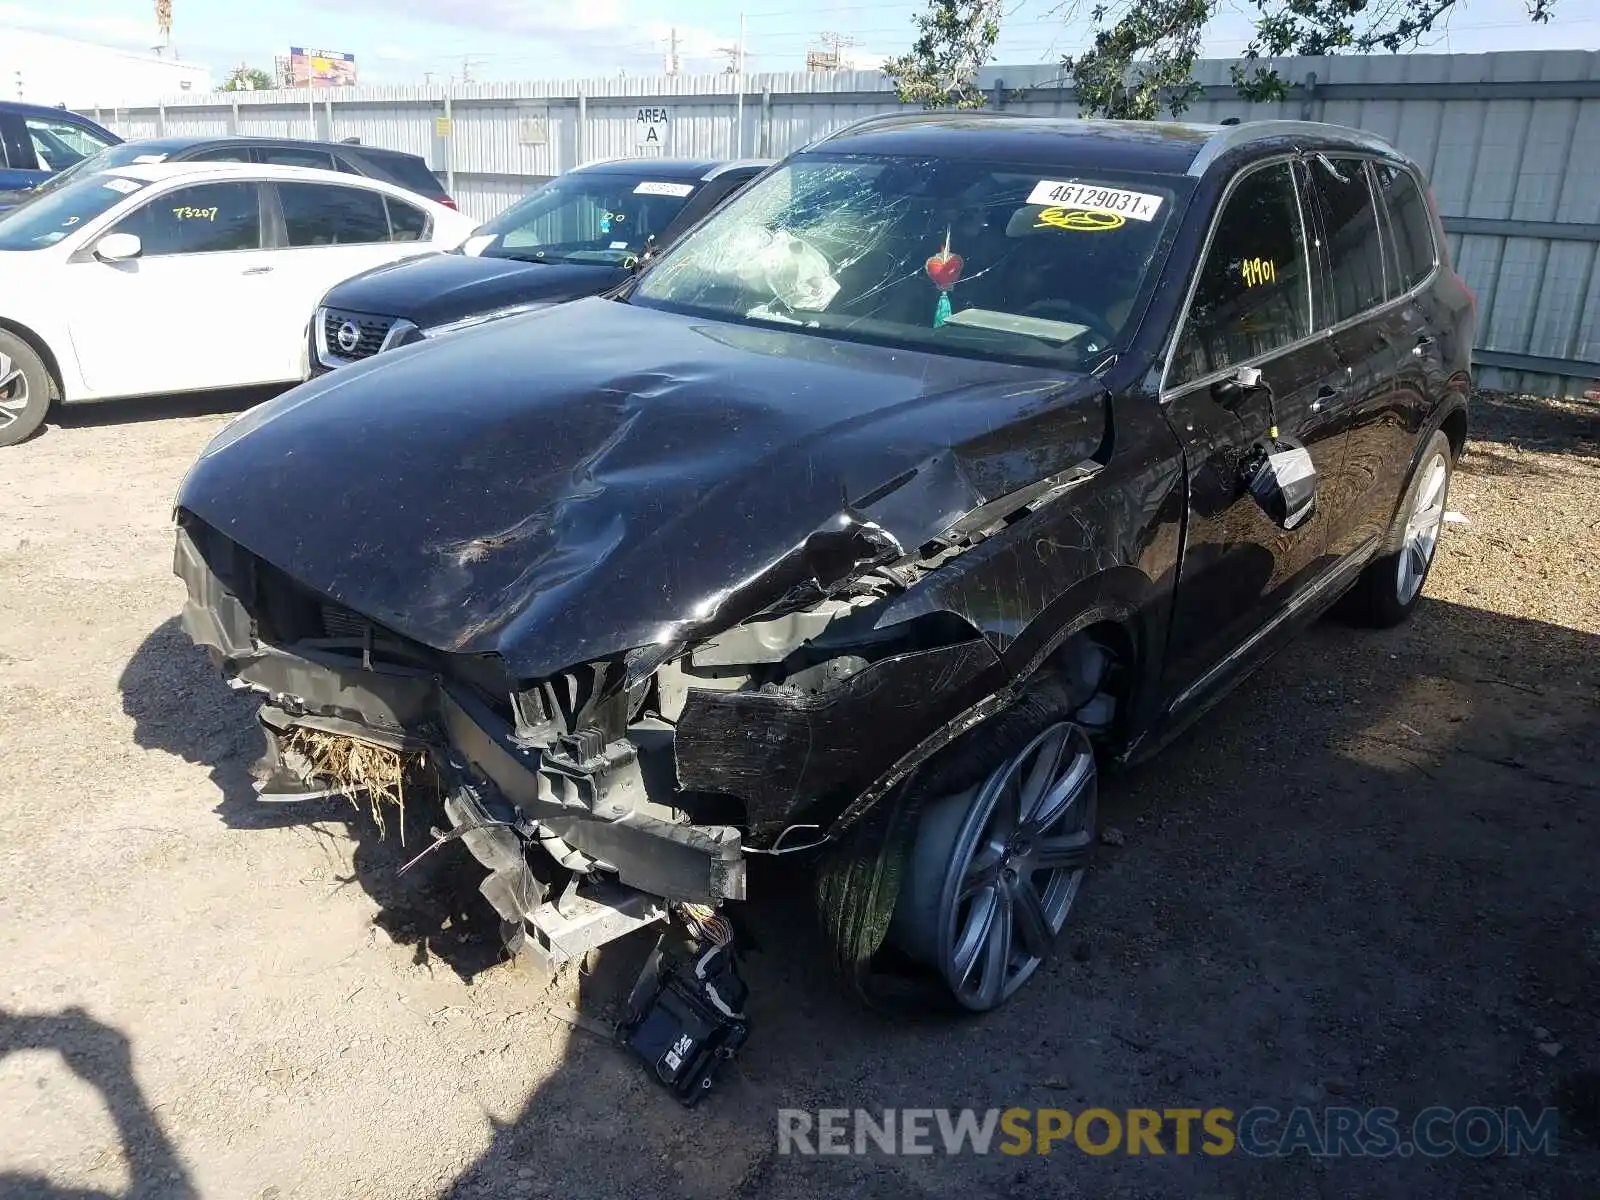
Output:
84,50,1600,395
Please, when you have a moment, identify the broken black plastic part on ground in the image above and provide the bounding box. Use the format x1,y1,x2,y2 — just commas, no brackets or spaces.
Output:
619,924,749,1106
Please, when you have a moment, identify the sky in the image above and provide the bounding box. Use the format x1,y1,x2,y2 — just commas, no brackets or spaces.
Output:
2,0,1596,86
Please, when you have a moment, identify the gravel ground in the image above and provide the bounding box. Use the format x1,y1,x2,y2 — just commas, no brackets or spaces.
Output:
0,388,1596,1199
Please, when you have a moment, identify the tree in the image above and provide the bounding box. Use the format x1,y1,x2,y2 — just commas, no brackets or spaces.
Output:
220,66,275,92
886,0,1562,120
883,0,1003,109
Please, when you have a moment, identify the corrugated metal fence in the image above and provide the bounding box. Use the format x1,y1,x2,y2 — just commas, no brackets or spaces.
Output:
85,50,1600,397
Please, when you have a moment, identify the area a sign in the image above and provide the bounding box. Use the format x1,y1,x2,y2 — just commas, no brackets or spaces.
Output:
634,106,669,150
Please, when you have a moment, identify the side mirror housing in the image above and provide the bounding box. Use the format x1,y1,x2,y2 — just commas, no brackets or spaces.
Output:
94,232,142,262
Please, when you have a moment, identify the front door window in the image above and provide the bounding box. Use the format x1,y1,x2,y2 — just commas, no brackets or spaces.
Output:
1171,162,1313,386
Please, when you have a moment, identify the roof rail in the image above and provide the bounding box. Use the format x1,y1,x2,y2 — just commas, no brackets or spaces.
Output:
801,107,1018,154
1186,119,1402,177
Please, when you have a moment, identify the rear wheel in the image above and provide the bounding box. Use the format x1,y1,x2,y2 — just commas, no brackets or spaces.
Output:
0,332,51,449
1338,430,1454,628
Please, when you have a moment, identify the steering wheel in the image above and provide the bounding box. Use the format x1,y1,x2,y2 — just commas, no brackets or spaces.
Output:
1020,299,1118,350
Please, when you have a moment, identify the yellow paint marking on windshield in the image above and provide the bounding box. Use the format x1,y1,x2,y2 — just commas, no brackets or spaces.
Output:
1034,207,1125,233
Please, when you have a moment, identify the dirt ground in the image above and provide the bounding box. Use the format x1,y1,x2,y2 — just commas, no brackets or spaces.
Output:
1,388,1596,1200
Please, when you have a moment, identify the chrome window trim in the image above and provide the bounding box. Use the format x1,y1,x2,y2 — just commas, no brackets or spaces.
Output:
1159,150,1443,403
1186,121,1401,179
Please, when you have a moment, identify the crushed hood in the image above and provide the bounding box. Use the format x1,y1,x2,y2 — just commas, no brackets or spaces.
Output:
179,297,1106,680
320,251,624,328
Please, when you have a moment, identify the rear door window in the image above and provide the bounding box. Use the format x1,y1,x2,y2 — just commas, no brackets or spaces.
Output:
115,182,263,255
365,154,444,198
259,147,338,171
385,197,428,241
1372,163,1438,293
1171,162,1313,387
277,181,390,245
1305,156,1389,321
186,147,253,164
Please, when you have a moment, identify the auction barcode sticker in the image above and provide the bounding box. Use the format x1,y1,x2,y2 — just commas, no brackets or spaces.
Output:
635,181,695,197
1025,180,1163,221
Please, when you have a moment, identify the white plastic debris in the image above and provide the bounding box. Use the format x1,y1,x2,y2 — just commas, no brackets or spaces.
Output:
1444,511,1470,525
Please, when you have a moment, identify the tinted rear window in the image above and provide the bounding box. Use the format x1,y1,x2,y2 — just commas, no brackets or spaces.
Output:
1373,164,1438,293
1305,156,1389,323
279,182,390,245
362,153,445,198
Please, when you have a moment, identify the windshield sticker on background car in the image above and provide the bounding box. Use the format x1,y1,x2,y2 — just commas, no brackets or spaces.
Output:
101,178,142,195
1034,207,1126,233
1024,180,1164,221
132,154,167,164
609,240,629,249
634,181,695,197
172,206,219,221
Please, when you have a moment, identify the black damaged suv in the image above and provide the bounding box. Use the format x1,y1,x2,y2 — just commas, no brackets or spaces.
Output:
174,116,1472,1015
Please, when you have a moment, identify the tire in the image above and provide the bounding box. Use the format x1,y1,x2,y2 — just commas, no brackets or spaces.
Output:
816,657,1106,1016
0,331,52,449
1338,429,1454,628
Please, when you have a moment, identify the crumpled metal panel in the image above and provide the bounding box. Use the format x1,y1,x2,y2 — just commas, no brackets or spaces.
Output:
177,296,1104,682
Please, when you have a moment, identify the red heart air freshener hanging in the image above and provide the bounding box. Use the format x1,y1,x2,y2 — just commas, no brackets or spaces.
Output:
925,242,964,290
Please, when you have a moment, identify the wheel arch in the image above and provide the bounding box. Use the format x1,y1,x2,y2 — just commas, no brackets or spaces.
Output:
826,571,1158,842
0,316,65,403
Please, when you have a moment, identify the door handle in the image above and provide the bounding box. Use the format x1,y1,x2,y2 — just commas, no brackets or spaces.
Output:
241,265,274,276
1311,384,1338,413
1412,335,1435,358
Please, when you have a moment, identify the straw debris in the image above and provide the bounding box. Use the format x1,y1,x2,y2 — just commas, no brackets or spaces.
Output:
284,728,436,845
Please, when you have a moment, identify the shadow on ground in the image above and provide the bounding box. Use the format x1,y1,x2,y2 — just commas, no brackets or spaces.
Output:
0,1008,196,1200
117,588,1600,1198
1466,391,1599,458
50,386,282,433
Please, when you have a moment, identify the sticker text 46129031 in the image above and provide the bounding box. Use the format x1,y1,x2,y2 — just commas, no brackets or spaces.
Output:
1025,181,1164,222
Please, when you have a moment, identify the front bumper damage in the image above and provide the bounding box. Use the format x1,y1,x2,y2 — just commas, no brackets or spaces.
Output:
174,515,1003,974
176,519,746,975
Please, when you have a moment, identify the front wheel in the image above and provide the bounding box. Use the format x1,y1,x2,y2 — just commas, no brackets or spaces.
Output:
0,332,52,449
1338,429,1454,628
815,666,1106,1015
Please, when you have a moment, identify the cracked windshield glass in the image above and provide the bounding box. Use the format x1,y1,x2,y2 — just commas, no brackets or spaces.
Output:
632,154,1181,367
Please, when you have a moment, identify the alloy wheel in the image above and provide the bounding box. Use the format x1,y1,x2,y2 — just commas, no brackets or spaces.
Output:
1397,451,1449,605
0,352,28,433
893,721,1097,1011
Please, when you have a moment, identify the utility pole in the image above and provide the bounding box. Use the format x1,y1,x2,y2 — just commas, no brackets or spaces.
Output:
665,28,680,76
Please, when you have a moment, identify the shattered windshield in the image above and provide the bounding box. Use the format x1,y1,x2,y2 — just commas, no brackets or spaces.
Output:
466,171,700,266
631,152,1184,367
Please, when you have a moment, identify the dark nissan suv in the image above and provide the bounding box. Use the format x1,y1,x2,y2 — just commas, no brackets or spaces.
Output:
307,157,768,373
174,117,1472,1019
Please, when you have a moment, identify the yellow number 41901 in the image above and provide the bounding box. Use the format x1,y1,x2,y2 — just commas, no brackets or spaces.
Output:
1241,257,1277,287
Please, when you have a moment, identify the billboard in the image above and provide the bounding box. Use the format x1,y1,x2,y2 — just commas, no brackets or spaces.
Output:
287,47,356,88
